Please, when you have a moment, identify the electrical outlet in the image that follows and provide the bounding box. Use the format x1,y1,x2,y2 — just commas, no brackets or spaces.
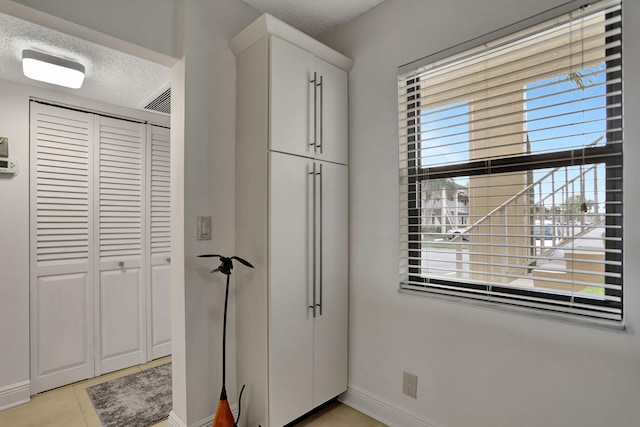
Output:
403,371,418,399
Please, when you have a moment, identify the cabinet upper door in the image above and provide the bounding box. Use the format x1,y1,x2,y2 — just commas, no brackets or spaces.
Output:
270,36,315,158
270,36,349,164
313,58,348,165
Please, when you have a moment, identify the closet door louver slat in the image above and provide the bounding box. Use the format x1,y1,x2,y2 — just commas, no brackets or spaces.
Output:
150,126,171,255
98,118,144,260
35,114,91,263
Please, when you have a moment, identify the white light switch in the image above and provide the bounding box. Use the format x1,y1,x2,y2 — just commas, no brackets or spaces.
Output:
197,216,211,240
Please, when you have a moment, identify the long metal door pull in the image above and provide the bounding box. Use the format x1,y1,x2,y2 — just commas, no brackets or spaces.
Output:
309,163,317,317
310,72,318,152
318,75,323,154
318,163,323,315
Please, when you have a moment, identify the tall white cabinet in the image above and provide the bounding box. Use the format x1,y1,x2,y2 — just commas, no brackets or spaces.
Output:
29,102,171,394
231,14,352,427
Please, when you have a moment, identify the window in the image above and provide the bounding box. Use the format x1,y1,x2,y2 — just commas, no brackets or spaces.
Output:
398,0,623,325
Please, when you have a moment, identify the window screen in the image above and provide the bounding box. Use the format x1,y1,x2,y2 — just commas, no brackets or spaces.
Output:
398,0,623,325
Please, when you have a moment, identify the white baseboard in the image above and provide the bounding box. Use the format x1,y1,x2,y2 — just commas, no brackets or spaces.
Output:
0,380,30,411
168,410,186,427
172,387,435,427
339,385,441,427
168,404,238,427
193,413,214,427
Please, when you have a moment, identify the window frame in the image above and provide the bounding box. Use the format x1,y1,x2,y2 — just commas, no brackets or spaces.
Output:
399,0,623,326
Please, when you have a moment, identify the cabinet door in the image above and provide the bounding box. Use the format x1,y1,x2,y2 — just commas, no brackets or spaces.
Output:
30,103,96,394
314,59,349,165
269,152,315,426
270,36,315,158
96,117,146,375
313,161,349,405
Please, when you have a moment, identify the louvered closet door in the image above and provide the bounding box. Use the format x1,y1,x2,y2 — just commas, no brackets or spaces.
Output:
146,125,171,359
30,102,95,394
96,116,146,375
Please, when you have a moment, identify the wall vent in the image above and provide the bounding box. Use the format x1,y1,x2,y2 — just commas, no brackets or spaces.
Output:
144,87,171,115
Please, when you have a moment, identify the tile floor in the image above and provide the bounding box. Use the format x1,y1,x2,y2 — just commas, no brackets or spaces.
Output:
0,357,384,427
295,401,386,427
0,357,171,427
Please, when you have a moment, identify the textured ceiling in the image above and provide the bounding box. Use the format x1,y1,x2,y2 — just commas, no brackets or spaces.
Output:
0,1,383,111
240,0,385,38
0,12,171,111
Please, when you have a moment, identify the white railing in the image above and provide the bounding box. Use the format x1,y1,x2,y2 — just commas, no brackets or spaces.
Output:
448,151,603,275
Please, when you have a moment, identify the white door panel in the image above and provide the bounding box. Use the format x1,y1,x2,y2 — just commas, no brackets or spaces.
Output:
98,267,144,374
269,152,314,426
268,154,348,422
313,162,348,404
30,102,95,394
270,36,314,158
147,125,171,359
270,36,349,165
150,262,172,359
34,273,92,391
96,116,146,375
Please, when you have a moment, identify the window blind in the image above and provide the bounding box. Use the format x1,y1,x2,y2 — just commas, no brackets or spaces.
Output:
398,0,623,324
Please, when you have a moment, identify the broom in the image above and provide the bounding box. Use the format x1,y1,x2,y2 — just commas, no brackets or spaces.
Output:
199,254,253,427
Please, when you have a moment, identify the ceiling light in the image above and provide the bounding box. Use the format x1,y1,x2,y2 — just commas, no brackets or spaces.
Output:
22,49,85,89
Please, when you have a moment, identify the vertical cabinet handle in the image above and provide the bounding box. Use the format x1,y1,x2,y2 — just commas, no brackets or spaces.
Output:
307,72,326,315
309,72,324,155
318,163,323,315
309,163,317,318
318,75,323,154
310,72,317,152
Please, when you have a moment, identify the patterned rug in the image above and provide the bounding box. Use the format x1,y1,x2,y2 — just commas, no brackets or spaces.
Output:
86,363,172,427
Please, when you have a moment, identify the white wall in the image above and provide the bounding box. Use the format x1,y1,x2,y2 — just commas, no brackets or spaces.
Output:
0,80,31,410
323,1,640,426
172,0,258,424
